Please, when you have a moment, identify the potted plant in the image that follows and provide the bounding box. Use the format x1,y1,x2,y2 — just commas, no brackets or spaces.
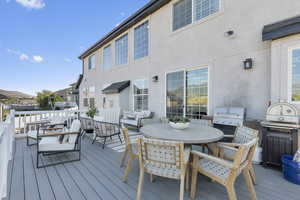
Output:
168,116,190,130
86,107,97,119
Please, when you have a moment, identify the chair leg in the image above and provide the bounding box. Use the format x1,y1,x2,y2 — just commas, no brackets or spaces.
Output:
249,164,257,185
92,136,97,144
136,169,145,200
150,174,155,183
102,137,107,149
179,174,185,200
118,134,122,144
226,183,237,200
185,165,190,191
243,169,257,200
123,154,134,182
190,167,198,200
120,147,129,168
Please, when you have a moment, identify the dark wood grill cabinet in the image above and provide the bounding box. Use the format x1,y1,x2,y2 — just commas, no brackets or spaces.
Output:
261,102,300,167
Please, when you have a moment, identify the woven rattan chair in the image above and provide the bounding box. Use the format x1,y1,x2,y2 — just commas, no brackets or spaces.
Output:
217,126,259,184
190,137,258,200
93,120,122,149
136,137,191,200
121,126,139,182
80,117,94,139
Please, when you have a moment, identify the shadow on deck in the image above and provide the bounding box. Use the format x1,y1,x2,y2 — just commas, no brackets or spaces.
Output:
4,138,300,200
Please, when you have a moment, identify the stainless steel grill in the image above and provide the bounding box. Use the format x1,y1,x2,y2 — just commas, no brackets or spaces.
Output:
261,102,300,166
213,107,245,126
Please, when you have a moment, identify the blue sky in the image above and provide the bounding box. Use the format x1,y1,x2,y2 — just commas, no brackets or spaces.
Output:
0,0,149,95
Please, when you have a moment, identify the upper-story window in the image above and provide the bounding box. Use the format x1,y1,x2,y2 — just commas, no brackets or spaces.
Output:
134,21,149,60
103,45,111,70
289,47,300,102
173,0,220,31
88,54,96,69
115,34,128,65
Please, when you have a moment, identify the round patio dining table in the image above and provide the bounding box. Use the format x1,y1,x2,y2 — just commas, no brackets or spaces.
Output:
140,122,224,144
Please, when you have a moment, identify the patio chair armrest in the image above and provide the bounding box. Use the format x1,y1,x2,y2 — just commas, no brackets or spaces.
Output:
191,150,237,169
38,131,80,137
218,142,243,147
41,127,64,131
223,134,234,138
217,143,239,152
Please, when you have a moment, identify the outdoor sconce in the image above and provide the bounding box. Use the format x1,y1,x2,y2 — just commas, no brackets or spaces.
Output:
243,58,253,70
152,75,159,82
224,30,236,39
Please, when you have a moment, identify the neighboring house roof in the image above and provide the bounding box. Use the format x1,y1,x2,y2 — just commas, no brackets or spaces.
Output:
102,81,130,94
263,15,300,41
78,0,170,59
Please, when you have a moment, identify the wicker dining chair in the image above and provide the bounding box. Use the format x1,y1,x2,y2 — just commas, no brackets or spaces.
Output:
80,117,95,139
217,126,259,184
136,137,191,200
121,126,139,182
190,137,258,200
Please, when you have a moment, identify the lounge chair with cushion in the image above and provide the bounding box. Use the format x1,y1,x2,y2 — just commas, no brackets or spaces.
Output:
120,110,154,131
36,119,82,168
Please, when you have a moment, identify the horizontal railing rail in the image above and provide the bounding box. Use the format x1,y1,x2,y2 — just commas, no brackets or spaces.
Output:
14,109,87,135
0,111,15,199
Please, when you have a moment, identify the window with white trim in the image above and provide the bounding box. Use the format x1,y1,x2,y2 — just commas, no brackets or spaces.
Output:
115,34,128,65
173,0,220,31
133,79,149,111
290,48,300,102
83,98,89,107
134,21,149,59
103,45,111,70
88,54,95,69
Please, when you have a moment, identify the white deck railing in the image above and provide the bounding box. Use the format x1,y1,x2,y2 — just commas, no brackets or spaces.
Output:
14,109,87,135
0,111,15,199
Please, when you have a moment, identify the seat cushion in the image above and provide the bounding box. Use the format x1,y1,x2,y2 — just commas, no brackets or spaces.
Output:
144,162,181,179
39,137,75,152
121,119,139,126
198,158,231,180
131,143,138,155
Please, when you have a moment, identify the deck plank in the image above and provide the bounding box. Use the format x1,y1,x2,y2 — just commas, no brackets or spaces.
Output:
54,164,86,200
9,139,24,200
30,145,55,200
23,144,40,200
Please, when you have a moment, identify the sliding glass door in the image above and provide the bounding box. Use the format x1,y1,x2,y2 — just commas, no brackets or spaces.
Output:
166,67,208,119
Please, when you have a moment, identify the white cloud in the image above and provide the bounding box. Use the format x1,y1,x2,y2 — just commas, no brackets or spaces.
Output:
33,55,43,63
7,48,44,63
64,58,72,63
120,12,125,17
15,0,45,9
19,53,29,61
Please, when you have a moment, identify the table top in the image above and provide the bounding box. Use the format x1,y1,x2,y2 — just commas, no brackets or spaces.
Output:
140,122,224,144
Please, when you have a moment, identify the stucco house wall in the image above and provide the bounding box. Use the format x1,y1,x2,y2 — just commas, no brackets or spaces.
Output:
79,0,300,120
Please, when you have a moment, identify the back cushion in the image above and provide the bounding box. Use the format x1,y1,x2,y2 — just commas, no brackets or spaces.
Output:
233,126,257,144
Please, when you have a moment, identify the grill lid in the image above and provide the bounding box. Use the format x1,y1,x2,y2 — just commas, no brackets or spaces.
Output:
266,102,299,124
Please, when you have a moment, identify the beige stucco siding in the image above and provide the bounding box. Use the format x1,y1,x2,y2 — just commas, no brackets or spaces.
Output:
79,0,300,120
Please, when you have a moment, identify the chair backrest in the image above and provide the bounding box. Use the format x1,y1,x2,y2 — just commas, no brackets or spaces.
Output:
69,119,81,144
79,117,94,131
94,120,118,137
138,137,184,170
233,126,258,144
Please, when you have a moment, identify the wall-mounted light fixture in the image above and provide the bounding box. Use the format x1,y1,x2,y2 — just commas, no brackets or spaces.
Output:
243,58,253,70
152,75,159,82
224,30,236,38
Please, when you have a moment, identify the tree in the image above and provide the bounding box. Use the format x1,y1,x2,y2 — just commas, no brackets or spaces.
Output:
36,90,63,109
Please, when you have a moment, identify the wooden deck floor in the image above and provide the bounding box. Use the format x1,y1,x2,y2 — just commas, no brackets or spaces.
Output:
4,138,300,200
